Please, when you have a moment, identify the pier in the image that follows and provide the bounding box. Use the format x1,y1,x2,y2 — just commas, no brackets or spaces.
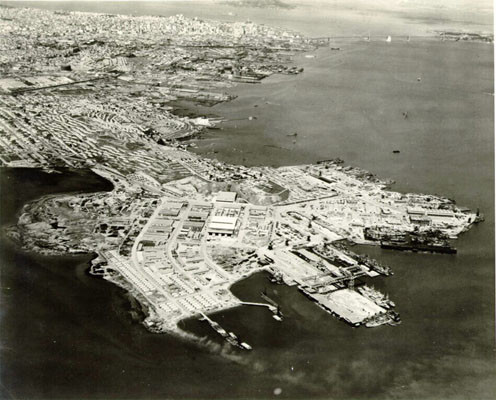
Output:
299,287,391,327
239,301,277,314
199,312,252,350
260,291,279,308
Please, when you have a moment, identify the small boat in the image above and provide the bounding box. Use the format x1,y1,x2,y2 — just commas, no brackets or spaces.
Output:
240,342,252,350
386,36,392,43
393,150,400,154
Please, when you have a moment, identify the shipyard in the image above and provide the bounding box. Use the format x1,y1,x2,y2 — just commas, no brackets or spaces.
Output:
0,4,486,350
7,156,480,346
1,1,494,399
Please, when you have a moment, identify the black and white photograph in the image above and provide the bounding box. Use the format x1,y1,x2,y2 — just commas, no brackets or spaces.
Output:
0,1,494,399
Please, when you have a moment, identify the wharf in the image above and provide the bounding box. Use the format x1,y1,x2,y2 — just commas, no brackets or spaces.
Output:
299,288,387,327
240,301,277,313
199,312,252,350
260,291,279,308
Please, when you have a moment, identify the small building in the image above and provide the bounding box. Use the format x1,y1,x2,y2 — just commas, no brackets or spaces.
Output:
207,215,238,236
216,191,237,203
426,210,455,218
159,202,183,217
409,215,432,225
407,207,425,216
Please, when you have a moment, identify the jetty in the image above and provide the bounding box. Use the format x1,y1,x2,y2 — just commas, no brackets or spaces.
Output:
199,312,252,350
240,301,277,314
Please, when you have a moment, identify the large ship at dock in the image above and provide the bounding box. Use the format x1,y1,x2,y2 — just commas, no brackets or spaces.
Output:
365,227,457,254
200,313,253,350
364,310,401,328
380,239,456,254
357,285,395,309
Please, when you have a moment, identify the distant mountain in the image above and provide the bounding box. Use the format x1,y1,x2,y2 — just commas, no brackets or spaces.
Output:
220,0,296,10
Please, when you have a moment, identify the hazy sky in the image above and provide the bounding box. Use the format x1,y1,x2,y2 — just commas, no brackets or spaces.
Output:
1,0,492,36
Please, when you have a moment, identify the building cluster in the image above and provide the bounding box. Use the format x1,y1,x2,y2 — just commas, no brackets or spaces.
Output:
10,153,479,333
0,6,312,190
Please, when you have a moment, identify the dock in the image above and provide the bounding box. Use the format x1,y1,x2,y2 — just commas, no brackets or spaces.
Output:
260,291,279,308
199,312,252,350
260,292,284,321
239,301,277,314
299,288,392,327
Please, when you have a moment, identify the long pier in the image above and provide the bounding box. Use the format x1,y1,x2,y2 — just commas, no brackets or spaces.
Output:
240,301,277,313
199,312,252,350
260,292,278,308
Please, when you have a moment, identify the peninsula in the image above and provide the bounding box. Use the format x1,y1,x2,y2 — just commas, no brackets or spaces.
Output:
0,6,482,348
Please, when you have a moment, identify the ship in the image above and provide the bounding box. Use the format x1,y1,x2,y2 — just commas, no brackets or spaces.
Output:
364,310,400,328
386,36,392,43
475,208,485,222
226,332,239,347
240,342,252,350
357,285,395,309
380,240,457,254
387,310,402,326
209,321,229,338
365,314,388,328
267,271,284,284
273,305,284,321
227,332,253,350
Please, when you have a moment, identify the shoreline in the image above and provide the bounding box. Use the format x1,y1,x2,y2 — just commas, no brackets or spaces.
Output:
0,5,488,353
0,4,494,399
2,159,482,342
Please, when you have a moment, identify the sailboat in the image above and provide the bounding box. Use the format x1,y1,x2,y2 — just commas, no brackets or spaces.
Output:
386,35,392,43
